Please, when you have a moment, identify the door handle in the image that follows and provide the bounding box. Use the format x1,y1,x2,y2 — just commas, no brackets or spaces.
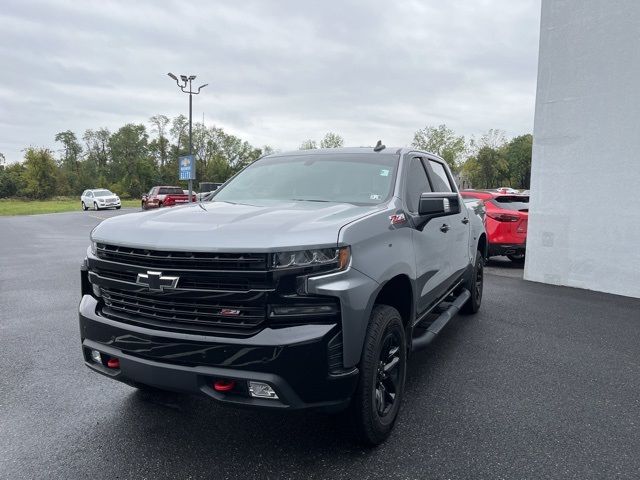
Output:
462,217,469,224
440,224,450,233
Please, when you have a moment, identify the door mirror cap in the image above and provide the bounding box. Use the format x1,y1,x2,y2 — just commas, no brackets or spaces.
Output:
418,192,461,217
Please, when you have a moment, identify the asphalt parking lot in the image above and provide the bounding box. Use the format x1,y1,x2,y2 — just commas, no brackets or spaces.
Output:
1,209,639,479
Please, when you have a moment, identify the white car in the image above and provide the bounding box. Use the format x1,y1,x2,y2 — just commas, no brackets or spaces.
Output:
81,189,121,211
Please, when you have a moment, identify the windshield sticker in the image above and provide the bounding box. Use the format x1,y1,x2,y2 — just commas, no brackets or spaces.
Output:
379,169,390,177
389,213,406,225
370,194,381,200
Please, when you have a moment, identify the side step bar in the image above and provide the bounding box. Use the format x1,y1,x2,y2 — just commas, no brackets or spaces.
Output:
411,289,471,352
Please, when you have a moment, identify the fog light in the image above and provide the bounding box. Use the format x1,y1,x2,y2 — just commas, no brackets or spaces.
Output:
248,381,278,399
90,349,102,364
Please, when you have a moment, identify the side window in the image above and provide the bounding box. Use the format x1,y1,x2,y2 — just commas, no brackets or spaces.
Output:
405,157,431,213
87,191,93,198
428,160,453,192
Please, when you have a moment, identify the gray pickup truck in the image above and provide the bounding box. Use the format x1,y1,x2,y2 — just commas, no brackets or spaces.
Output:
79,146,486,444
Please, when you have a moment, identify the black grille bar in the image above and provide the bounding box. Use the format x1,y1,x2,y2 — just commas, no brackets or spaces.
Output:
96,243,268,271
101,288,265,330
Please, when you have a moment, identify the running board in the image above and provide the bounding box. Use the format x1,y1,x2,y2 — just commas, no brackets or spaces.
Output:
411,289,471,352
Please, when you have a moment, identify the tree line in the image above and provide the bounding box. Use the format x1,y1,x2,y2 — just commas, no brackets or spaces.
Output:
0,120,531,200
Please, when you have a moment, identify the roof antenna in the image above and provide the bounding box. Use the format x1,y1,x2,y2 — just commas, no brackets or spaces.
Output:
373,140,386,152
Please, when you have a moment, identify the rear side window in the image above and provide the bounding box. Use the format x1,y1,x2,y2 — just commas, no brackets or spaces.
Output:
405,157,431,212
159,187,184,195
428,160,453,192
491,196,529,211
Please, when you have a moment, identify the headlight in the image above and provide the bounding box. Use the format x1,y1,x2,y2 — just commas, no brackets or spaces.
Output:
272,246,350,270
90,240,97,255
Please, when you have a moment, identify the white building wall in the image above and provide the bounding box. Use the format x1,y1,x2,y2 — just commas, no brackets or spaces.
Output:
524,0,640,298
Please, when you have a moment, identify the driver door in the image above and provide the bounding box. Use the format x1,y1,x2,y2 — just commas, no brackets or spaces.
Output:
404,156,450,316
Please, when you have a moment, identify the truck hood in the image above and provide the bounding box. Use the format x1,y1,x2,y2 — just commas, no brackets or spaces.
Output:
91,201,380,252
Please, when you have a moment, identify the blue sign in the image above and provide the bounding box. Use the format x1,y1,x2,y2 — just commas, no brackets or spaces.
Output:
179,154,195,180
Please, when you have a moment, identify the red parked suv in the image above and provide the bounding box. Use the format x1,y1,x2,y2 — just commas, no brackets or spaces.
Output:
141,186,196,209
461,190,529,263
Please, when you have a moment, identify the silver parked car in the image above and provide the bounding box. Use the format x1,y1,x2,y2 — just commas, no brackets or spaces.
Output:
81,147,487,445
80,189,121,211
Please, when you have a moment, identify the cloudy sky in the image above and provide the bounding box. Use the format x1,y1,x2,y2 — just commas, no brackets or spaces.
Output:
0,0,541,163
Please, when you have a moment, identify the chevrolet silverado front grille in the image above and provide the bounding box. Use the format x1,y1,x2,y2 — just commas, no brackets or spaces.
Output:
88,244,339,335
101,288,265,332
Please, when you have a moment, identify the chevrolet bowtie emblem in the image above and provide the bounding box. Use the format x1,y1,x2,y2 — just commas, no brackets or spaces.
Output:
136,271,179,291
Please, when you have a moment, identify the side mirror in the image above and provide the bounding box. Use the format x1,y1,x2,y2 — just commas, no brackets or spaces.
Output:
418,192,461,217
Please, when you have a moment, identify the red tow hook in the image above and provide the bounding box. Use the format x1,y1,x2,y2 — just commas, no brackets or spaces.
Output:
213,379,236,392
106,357,120,369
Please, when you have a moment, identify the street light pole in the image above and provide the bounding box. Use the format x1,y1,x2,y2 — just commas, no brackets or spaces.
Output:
167,73,208,203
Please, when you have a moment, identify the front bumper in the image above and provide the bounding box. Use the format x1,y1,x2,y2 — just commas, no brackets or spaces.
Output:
79,295,358,411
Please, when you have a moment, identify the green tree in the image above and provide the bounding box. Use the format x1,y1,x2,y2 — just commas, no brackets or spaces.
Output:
149,115,170,168
503,134,532,189
170,115,189,157
299,139,317,150
0,159,26,198
22,148,59,199
462,146,509,189
109,124,152,197
319,132,344,148
55,130,83,194
412,124,467,173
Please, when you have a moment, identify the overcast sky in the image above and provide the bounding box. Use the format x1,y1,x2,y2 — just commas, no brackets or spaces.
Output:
0,0,541,163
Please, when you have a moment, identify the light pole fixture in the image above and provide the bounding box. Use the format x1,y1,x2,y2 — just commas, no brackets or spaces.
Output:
167,72,208,203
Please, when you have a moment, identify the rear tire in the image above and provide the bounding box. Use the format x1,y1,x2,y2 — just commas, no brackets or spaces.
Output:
507,253,525,264
461,249,484,315
81,201,87,211
350,305,406,446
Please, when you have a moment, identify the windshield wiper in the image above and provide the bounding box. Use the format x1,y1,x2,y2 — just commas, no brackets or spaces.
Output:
289,198,332,203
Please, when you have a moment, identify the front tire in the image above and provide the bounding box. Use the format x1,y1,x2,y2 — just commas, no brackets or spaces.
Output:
115,206,121,210
461,249,484,314
351,305,406,445
93,202,99,211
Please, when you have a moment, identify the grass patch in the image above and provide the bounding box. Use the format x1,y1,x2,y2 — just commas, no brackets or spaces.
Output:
0,197,140,216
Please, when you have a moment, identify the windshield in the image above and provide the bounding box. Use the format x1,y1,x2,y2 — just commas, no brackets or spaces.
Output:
93,190,113,197
213,153,399,205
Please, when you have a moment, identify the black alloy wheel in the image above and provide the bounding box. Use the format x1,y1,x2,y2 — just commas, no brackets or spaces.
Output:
351,305,406,445
375,330,402,417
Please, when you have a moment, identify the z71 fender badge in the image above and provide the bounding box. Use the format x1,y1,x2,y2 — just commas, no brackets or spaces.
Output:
389,213,406,225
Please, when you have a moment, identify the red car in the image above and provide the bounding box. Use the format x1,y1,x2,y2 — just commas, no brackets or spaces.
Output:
141,186,196,209
460,190,529,263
